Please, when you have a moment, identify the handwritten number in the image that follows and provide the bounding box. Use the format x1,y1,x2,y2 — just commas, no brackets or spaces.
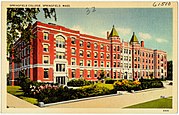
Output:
86,8,90,15
92,7,96,12
86,7,96,15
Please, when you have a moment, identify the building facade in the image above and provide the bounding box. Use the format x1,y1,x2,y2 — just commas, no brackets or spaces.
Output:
9,21,167,86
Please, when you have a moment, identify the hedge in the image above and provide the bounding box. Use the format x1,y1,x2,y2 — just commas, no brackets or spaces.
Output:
114,79,164,92
67,79,94,87
34,84,117,104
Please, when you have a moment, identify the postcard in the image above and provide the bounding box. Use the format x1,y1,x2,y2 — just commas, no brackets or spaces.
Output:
1,1,178,114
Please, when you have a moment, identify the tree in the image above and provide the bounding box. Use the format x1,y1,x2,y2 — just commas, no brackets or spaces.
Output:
7,8,57,57
97,70,107,83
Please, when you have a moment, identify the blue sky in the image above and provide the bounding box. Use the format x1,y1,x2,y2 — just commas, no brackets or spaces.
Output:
36,8,173,60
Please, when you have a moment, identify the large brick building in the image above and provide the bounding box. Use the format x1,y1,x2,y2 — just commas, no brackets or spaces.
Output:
9,21,167,86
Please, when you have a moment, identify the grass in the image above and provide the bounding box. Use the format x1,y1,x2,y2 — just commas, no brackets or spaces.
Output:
7,86,38,105
81,83,114,90
124,97,172,108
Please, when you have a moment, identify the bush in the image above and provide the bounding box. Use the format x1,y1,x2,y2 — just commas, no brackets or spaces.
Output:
114,80,142,92
35,84,117,104
105,79,118,84
67,79,94,87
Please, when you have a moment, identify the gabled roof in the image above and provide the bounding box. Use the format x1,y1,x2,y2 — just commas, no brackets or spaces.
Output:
109,25,119,37
130,32,139,44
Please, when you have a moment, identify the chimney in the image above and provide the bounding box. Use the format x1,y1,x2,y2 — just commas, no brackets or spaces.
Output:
107,31,109,39
141,41,144,47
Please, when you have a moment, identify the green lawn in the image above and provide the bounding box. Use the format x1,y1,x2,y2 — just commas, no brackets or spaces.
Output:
7,86,38,105
81,83,114,90
124,97,172,108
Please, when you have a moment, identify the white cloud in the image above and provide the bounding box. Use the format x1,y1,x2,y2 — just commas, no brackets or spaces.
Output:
155,38,168,43
116,27,132,36
138,32,152,40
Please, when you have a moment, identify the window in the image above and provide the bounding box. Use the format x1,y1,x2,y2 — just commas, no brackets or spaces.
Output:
87,60,91,66
24,47,26,56
138,57,140,62
100,44,104,50
134,57,137,61
138,50,140,55
43,56,49,64
114,62,116,67
43,32,49,40
107,45,110,51
146,65,148,69
118,54,120,59
124,63,128,68
87,70,91,78
87,42,91,48
94,43,98,49
56,35,65,48
124,49,128,54
135,64,137,68
72,69,76,78
113,46,116,51
135,50,137,54
80,60,83,66
113,72,116,79
107,54,110,59
129,64,131,68
94,52,98,58
124,56,128,61
146,59,148,63
80,40,83,47
80,50,83,57
129,50,131,54
87,51,91,57
56,64,65,72
118,72,120,78
129,57,131,61
117,46,120,51
101,53,104,58
143,65,144,69
113,54,116,59
44,68,49,78
71,48,76,55
43,44,49,52
94,60,98,67
80,70,84,78
71,37,76,44
101,61,104,67
94,70,98,77
71,58,76,65
118,62,120,67
56,52,65,59
138,64,140,68
107,62,110,67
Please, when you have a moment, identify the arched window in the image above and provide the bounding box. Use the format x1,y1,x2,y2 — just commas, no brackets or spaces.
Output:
56,35,65,48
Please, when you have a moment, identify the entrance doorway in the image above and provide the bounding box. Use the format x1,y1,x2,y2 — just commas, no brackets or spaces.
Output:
56,76,66,85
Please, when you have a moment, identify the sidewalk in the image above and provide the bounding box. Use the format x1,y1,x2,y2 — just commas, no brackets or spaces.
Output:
7,93,39,108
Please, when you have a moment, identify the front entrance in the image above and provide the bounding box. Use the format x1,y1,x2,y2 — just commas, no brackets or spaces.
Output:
56,76,66,85
124,72,127,79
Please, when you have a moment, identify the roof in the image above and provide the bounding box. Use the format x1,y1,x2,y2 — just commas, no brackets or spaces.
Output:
109,25,119,37
130,32,139,44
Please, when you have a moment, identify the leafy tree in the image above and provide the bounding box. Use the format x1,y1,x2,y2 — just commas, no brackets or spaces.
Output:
7,8,57,57
97,70,107,83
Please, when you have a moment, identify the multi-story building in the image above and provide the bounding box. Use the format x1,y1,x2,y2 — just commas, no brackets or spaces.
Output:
9,21,167,86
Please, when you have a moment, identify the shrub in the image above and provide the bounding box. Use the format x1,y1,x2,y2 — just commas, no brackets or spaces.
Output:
67,79,94,87
105,79,118,84
35,84,116,104
114,80,142,92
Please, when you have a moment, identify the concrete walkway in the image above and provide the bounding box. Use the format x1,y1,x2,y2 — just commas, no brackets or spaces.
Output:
47,83,172,108
7,93,38,108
